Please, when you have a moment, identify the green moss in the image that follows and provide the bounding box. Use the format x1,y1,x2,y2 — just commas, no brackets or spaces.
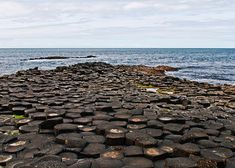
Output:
6,130,21,136
137,83,156,88
137,83,175,95
14,115,27,119
156,88,175,95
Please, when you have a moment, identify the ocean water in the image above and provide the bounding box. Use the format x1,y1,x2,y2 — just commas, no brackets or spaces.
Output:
0,48,234,85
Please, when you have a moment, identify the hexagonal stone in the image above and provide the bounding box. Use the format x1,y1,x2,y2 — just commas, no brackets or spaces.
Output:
181,130,208,142
110,121,127,127
4,140,27,153
127,124,146,130
78,126,96,132
200,147,233,165
39,117,63,129
129,116,148,124
54,123,78,135
126,131,157,147
114,114,131,121
105,127,128,135
197,140,219,148
34,144,65,156
123,157,153,168
73,117,92,124
56,133,86,148
164,123,185,134
95,158,124,168
165,134,182,143
164,157,197,168
33,160,67,168
0,155,13,166
197,159,217,168
175,143,200,156
205,129,220,136
19,125,39,133
144,148,167,160
65,113,81,119
14,118,32,126
83,135,105,144
68,158,93,168
106,133,126,146
81,143,106,157
0,133,17,144
59,152,78,161
226,157,235,168
12,107,26,115
124,146,143,157
140,128,163,138
203,121,224,130
101,148,124,159
135,136,158,147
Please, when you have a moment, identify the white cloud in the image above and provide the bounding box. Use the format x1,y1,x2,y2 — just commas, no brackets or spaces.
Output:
123,2,150,10
0,0,234,47
0,1,30,18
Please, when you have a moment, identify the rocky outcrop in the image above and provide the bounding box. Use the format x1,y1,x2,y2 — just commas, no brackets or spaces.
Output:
0,62,234,167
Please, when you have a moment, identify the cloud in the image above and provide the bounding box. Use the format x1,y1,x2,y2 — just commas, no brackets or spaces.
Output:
123,2,150,10
0,0,234,48
0,1,30,18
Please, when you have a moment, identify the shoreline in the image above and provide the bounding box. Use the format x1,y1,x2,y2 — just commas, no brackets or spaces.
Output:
0,62,235,167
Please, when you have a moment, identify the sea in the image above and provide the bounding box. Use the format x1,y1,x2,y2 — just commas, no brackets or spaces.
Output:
0,48,234,85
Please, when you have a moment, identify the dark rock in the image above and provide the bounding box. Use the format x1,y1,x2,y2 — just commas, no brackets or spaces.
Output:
54,123,78,135
94,158,123,168
39,117,63,129
164,157,197,168
81,143,106,157
83,135,105,144
181,130,208,142
144,148,167,160
175,143,200,157
200,147,233,166
56,133,86,148
19,125,39,133
122,157,153,168
164,123,185,134
124,146,143,157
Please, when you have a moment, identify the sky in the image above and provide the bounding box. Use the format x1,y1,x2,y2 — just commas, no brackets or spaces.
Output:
0,0,235,48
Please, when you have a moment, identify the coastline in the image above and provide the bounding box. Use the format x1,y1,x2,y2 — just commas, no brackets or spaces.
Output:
0,62,235,167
